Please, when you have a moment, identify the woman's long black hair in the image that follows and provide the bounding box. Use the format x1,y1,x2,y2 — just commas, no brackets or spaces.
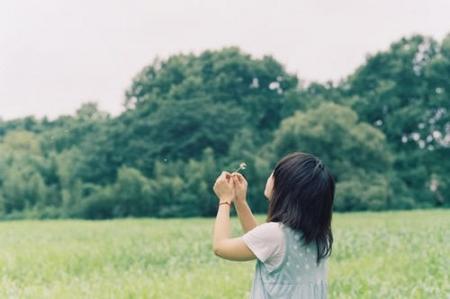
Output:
266,152,335,266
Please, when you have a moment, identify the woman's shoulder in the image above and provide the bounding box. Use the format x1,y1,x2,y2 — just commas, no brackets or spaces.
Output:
260,221,284,231
260,221,298,235
248,222,284,239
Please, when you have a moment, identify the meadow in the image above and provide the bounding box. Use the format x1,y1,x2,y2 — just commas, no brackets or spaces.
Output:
0,209,448,299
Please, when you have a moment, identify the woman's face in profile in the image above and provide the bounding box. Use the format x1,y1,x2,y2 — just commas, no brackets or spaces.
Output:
264,171,274,200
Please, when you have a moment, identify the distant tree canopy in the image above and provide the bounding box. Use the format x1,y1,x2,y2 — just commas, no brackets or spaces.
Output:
342,35,450,206
124,47,298,134
0,34,448,219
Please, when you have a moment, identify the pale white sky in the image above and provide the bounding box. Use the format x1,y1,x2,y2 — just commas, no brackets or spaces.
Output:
1,0,449,120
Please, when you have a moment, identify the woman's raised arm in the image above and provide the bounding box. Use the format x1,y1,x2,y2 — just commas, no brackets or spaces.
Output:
232,173,258,233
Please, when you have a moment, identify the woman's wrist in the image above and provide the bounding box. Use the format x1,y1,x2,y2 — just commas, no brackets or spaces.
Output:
235,197,247,204
219,196,233,204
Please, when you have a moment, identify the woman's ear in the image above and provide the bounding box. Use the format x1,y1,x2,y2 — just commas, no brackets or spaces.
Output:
264,172,274,200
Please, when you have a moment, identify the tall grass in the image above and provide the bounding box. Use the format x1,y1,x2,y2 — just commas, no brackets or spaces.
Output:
0,209,448,298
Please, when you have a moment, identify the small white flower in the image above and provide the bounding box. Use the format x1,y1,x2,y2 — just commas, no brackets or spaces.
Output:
233,162,247,173
305,264,310,269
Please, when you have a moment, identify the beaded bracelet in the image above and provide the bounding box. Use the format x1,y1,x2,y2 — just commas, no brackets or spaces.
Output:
219,201,231,206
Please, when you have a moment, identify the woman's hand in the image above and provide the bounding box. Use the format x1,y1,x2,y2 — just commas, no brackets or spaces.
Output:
232,172,248,203
213,171,234,203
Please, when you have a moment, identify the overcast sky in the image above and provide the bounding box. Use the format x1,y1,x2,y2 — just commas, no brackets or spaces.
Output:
1,0,449,120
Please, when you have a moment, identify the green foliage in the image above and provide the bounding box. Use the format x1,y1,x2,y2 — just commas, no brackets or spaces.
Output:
0,34,449,219
78,166,155,219
271,102,394,210
335,174,390,211
125,47,298,132
342,34,450,207
273,103,391,175
0,131,51,213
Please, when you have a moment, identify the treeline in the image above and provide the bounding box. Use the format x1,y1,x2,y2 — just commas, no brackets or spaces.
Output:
0,33,449,219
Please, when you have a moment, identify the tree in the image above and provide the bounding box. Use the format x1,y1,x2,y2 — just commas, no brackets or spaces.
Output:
342,34,449,205
125,47,299,134
0,131,50,213
271,103,393,210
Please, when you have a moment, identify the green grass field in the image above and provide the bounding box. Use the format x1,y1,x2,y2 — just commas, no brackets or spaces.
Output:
0,209,448,299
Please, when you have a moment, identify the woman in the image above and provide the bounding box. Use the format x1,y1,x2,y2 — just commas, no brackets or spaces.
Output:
212,152,335,298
